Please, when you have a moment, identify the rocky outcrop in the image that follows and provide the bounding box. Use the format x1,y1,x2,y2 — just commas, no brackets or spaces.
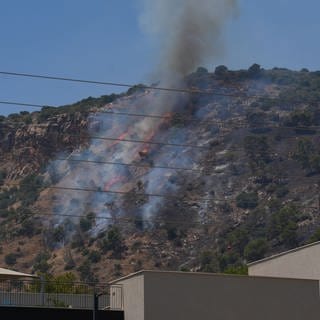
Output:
0,112,89,178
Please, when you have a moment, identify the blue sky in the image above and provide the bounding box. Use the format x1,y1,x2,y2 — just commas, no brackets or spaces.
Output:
0,0,319,115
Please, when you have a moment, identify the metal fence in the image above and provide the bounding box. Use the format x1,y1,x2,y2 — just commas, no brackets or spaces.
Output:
0,279,123,310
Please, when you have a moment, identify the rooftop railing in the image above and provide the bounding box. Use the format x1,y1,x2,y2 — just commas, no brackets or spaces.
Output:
0,279,123,310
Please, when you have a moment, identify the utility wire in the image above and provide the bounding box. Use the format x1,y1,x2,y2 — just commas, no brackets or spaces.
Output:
0,71,247,97
85,135,208,149
56,158,203,173
3,107,320,134
7,202,320,228
0,123,214,149
31,212,213,227
2,70,320,105
6,182,250,203
0,100,245,127
7,182,318,207
1,122,319,157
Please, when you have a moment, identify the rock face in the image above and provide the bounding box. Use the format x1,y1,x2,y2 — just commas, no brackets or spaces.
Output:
0,112,88,178
1,67,320,281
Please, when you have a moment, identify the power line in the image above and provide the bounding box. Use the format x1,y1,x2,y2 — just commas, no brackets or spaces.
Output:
8,181,319,208
0,71,247,97
31,212,212,227
6,183,214,202
0,100,243,127
2,121,320,155
6,201,319,228
4,106,320,134
86,135,209,149
57,150,320,174
2,120,320,160
0,122,215,149
57,158,203,173
2,70,320,106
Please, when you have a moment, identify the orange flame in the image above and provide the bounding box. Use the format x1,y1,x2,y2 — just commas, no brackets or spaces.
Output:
109,131,130,148
104,176,126,191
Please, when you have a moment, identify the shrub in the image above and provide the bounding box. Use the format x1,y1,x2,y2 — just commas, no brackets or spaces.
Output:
0,170,6,185
236,192,259,209
33,252,51,273
79,212,95,232
226,228,250,255
77,260,96,282
18,174,44,206
5,253,18,266
244,136,271,171
248,63,261,77
223,265,248,275
52,225,65,243
268,206,299,248
244,239,268,262
98,226,126,258
196,66,208,74
286,110,313,127
88,250,101,263
308,228,320,243
199,251,219,273
214,65,228,77
114,263,123,277
19,219,36,237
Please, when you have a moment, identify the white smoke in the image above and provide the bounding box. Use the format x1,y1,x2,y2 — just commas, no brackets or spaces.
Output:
47,0,237,233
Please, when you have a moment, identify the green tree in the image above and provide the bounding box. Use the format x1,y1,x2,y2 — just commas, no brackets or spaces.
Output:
268,206,299,248
98,226,126,258
199,251,219,273
5,253,18,266
79,212,96,232
308,228,320,243
33,252,51,273
244,238,268,262
88,250,101,263
236,192,259,209
293,139,314,169
77,260,96,283
244,136,271,171
223,265,248,275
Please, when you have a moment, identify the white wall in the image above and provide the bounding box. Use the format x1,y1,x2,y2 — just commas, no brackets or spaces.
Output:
112,271,320,320
249,242,320,280
112,274,144,320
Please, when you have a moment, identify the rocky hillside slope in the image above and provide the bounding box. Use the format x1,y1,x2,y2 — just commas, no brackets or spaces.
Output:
1,65,320,281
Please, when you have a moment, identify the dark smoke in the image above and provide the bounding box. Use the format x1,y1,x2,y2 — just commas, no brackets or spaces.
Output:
140,0,238,82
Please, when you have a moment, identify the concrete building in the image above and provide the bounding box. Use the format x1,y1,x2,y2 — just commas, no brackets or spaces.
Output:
248,241,320,280
110,270,320,320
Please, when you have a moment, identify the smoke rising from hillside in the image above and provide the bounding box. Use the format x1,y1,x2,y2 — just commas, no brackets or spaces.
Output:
140,0,237,81
47,0,237,233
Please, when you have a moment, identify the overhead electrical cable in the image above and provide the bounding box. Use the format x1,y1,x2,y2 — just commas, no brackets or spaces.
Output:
56,158,203,173
7,182,256,203
0,71,247,97
3,70,319,104
0,100,245,127
6,202,319,228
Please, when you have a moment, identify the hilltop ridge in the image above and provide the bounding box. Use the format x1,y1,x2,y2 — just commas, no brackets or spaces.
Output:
1,65,320,281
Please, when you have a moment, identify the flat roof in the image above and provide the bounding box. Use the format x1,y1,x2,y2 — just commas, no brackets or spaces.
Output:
109,269,318,284
248,240,320,267
109,270,248,284
0,267,38,279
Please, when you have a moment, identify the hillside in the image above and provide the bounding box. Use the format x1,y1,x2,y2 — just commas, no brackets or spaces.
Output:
1,65,320,281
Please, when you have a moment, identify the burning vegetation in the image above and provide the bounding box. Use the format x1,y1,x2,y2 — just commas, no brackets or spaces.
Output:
2,0,320,281
1,66,320,281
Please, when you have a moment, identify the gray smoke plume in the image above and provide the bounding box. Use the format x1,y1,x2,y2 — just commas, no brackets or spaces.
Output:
140,0,237,82
46,0,237,234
